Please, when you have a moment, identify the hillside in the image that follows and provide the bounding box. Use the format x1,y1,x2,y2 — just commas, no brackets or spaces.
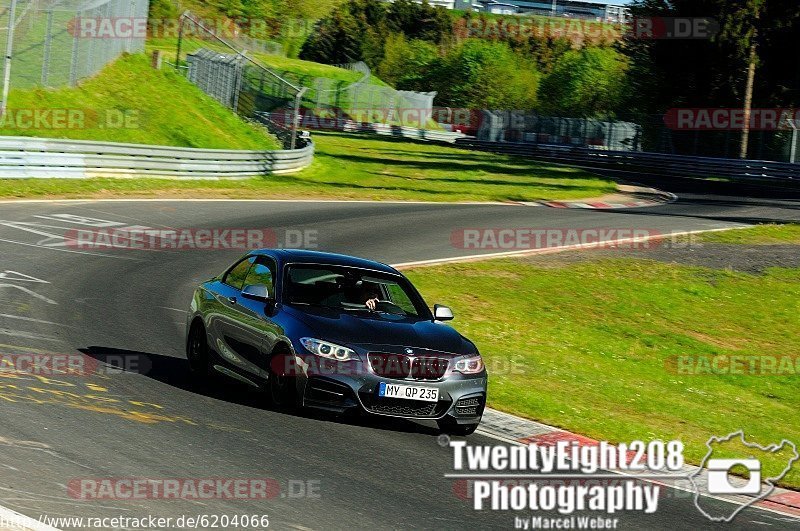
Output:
146,36,387,88
0,54,280,150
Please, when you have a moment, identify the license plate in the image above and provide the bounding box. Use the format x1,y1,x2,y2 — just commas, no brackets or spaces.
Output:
378,382,438,402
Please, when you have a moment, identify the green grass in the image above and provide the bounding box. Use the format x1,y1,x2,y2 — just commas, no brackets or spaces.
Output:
252,53,390,87
694,224,800,245
0,54,279,150
282,132,615,201
0,131,615,201
148,37,386,86
405,257,800,488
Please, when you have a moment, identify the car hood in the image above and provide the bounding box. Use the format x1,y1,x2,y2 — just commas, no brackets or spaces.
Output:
284,305,476,355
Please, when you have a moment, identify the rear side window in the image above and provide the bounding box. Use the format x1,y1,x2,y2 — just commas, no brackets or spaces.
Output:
223,257,255,291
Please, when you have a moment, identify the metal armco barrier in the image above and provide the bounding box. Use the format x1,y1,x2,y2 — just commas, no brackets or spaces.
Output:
340,121,466,144
258,112,466,144
455,139,800,182
0,136,315,179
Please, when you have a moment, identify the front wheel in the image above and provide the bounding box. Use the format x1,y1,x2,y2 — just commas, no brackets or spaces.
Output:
268,351,297,409
438,417,479,436
187,322,210,382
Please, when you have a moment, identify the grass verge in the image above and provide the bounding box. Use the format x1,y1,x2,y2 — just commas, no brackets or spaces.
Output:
0,54,279,150
0,131,616,201
405,256,800,488
692,223,800,245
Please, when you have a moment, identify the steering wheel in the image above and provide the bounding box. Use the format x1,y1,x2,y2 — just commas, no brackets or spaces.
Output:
371,300,407,315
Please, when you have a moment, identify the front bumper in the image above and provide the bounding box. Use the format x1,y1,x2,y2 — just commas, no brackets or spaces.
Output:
297,357,487,423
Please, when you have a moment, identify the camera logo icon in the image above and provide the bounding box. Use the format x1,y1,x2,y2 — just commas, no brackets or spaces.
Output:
706,458,761,495
690,430,799,522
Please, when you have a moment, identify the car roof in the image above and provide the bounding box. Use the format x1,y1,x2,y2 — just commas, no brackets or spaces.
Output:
251,249,400,275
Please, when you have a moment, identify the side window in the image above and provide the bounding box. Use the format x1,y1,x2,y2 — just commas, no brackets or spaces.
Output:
223,257,255,291
386,283,417,316
243,257,276,293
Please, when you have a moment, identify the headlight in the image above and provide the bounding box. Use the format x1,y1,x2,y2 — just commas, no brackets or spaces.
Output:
453,354,484,374
300,338,355,361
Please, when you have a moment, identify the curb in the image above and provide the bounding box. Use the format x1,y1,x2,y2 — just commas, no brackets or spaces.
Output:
475,409,800,520
519,184,678,209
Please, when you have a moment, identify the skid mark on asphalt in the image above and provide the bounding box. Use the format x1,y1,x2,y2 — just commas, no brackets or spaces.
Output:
0,327,60,342
0,314,71,327
0,433,94,472
0,485,133,512
0,236,139,259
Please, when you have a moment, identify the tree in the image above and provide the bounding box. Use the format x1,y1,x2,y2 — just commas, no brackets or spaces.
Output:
511,35,573,74
422,40,540,110
148,0,178,19
377,34,438,87
539,47,629,117
300,8,361,64
300,0,454,66
623,0,800,121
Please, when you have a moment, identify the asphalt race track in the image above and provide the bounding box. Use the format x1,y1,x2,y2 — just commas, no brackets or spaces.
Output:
0,189,799,530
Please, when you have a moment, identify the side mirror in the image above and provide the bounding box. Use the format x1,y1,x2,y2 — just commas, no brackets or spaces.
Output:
433,304,454,321
242,284,271,302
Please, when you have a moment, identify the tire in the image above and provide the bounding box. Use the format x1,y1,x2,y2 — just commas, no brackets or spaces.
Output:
438,418,479,436
268,350,297,409
187,321,211,382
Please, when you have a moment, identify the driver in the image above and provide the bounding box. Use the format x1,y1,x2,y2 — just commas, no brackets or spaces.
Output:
360,283,381,311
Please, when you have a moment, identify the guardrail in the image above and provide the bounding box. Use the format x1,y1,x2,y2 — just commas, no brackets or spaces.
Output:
455,139,799,182
0,136,315,179
340,121,466,144
257,112,466,144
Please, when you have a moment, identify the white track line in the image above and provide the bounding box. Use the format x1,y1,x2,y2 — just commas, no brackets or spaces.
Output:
392,226,752,269
0,505,60,531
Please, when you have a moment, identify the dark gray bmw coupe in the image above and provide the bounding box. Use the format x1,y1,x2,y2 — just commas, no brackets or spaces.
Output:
186,249,487,435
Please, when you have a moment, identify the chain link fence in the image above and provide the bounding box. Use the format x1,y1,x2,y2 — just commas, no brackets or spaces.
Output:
0,0,147,90
235,58,437,128
176,12,304,148
477,110,800,162
177,12,438,134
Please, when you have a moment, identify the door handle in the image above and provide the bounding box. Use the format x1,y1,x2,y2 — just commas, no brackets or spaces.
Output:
228,296,237,305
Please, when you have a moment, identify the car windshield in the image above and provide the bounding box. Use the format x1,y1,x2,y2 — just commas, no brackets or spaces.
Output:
284,264,428,318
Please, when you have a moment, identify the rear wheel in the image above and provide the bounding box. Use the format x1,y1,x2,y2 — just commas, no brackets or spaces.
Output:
438,417,479,436
187,321,210,382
